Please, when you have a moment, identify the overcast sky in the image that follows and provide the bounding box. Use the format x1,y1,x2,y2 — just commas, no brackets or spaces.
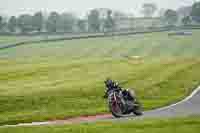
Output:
0,0,197,17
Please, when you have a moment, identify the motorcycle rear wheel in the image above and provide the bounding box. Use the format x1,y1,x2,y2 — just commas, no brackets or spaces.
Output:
133,109,143,116
133,101,143,116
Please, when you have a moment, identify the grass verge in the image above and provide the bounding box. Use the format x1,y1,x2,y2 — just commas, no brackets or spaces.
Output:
0,116,200,133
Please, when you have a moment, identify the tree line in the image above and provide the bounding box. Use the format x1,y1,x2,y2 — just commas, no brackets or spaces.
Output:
0,2,200,34
0,9,116,34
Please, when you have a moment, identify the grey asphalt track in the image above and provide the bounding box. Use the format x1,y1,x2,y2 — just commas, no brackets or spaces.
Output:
99,86,200,122
142,87,200,118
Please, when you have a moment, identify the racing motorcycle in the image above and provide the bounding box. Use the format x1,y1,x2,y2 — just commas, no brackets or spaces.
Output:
104,79,143,118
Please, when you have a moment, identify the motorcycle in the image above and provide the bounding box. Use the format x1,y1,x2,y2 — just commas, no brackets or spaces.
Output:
104,79,143,118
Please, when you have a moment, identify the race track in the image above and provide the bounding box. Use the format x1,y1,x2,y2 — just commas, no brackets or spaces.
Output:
2,86,200,127
142,86,200,118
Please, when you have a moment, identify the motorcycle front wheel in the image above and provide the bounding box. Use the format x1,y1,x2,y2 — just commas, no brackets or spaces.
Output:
108,92,124,118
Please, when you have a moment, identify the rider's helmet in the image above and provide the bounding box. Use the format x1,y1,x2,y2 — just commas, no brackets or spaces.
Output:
104,78,114,88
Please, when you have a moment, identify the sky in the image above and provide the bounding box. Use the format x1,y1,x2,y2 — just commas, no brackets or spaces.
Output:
0,0,197,17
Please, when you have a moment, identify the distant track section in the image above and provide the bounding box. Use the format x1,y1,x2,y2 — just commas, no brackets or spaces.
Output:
1,26,200,50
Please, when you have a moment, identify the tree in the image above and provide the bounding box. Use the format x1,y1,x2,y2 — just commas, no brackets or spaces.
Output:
164,9,178,26
87,9,101,32
113,10,127,20
103,10,115,32
182,16,192,25
158,8,167,25
46,12,60,32
17,14,33,33
32,12,43,32
77,19,87,32
8,16,17,32
191,2,200,22
177,6,192,18
58,13,77,32
0,16,3,31
158,8,166,18
141,3,157,18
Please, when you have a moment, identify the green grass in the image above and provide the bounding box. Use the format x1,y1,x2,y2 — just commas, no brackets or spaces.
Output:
1,116,200,133
0,30,200,125
1,30,200,59
0,36,36,45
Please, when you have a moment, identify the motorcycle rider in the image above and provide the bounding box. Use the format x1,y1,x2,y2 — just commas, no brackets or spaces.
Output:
104,78,142,116
104,78,136,101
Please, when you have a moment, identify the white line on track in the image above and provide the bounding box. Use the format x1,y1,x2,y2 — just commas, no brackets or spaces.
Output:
149,86,200,112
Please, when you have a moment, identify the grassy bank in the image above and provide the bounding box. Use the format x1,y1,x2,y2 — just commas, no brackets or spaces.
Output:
0,30,200,125
0,36,36,45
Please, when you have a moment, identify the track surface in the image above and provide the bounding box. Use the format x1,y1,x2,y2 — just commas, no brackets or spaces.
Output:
2,86,200,127
142,86,200,118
